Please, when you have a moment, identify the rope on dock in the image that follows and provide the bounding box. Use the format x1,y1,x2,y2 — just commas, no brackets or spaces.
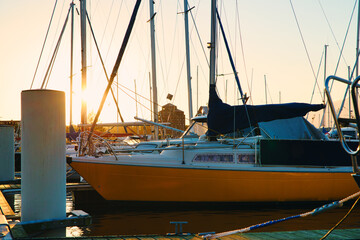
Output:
320,194,360,240
202,191,360,239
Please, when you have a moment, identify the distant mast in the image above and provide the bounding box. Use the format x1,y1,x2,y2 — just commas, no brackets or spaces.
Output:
149,0,158,139
184,0,193,122
80,0,87,125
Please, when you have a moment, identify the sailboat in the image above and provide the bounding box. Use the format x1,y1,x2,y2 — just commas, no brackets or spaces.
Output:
68,0,359,202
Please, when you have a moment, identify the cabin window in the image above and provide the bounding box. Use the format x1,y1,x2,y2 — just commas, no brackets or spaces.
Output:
134,143,158,153
193,154,234,163
238,154,255,164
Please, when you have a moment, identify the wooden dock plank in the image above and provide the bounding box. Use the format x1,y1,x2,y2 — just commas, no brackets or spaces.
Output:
0,190,14,216
8,229,359,240
236,228,360,239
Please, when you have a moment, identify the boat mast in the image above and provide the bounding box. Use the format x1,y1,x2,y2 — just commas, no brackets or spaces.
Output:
184,0,193,123
264,75,267,104
80,0,87,125
324,45,329,127
149,0,158,140
209,0,217,86
70,1,74,127
357,0,360,78
356,0,360,104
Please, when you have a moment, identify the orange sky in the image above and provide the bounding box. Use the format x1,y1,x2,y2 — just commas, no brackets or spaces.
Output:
0,0,358,128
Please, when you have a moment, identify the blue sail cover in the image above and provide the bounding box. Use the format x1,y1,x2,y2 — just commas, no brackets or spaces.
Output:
207,84,325,136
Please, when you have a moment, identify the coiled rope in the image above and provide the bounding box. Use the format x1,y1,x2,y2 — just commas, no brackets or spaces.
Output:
203,190,360,239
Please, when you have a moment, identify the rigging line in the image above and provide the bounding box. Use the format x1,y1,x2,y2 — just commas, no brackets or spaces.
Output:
333,49,360,123
318,0,349,67
264,78,273,104
86,0,142,148
189,5,210,67
289,0,323,101
152,5,170,102
113,76,169,119
116,82,153,112
30,0,58,89
92,0,124,88
236,0,252,104
86,10,129,133
115,81,163,122
216,9,246,102
190,37,209,96
40,6,72,89
98,0,116,46
154,21,169,98
309,48,325,105
332,0,357,77
117,79,194,125
42,0,67,82
114,78,153,103
103,0,124,67
91,0,117,78
330,0,357,87
159,0,169,79
164,5,180,87
172,57,186,104
44,49,58,89
320,1,357,127
320,195,360,240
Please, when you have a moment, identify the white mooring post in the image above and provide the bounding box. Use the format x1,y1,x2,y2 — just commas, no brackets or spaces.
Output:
21,89,66,222
0,125,15,182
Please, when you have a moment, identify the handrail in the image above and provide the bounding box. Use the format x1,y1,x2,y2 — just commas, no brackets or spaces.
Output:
78,131,118,160
112,143,246,154
324,75,360,173
324,75,360,155
234,127,271,149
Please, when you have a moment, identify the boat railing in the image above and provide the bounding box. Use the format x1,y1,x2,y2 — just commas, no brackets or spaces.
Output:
324,75,360,173
78,131,118,160
112,144,244,154
218,127,270,149
235,127,272,148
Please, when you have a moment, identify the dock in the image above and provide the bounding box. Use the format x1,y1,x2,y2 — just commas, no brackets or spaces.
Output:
0,181,93,194
5,228,360,239
0,190,14,216
2,182,360,239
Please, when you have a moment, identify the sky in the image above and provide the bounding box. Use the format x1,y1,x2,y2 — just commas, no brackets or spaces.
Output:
0,0,359,128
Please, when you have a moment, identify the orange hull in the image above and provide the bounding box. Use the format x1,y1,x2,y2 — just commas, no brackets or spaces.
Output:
70,161,359,202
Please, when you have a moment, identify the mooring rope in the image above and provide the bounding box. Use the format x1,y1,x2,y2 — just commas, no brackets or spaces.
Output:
202,190,360,239
320,195,360,240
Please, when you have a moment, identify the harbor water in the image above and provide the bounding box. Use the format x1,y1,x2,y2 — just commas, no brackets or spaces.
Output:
8,191,360,237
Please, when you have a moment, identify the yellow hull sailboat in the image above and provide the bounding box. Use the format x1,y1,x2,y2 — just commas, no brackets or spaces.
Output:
68,0,360,203
69,152,358,202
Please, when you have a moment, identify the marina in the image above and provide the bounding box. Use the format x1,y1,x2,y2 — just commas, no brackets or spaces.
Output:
3,0,360,239
1,181,360,238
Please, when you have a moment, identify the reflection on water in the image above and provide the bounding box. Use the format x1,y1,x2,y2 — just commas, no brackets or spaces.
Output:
8,191,360,237
72,191,360,237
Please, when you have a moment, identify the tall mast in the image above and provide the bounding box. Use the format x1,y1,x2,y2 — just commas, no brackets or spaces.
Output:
357,0,360,77
209,0,217,86
80,0,87,125
184,0,193,123
319,45,329,128
70,1,74,127
149,0,158,139
324,45,329,127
